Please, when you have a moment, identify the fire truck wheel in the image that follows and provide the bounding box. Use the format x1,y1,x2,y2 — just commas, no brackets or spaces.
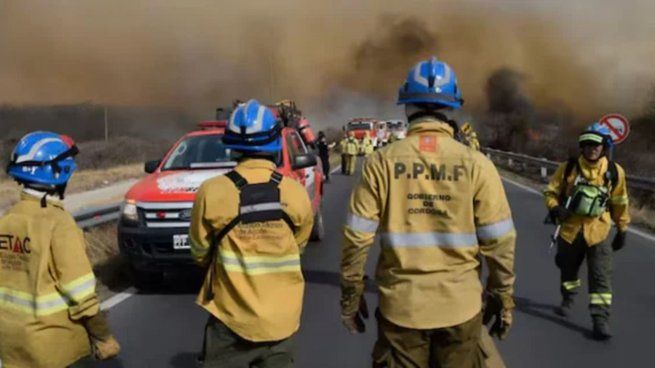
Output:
310,210,325,242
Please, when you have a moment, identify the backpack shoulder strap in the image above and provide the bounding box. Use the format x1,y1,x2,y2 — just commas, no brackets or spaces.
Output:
214,171,248,244
559,157,577,200
564,157,577,179
267,171,296,232
205,170,247,302
225,170,248,189
269,171,283,185
605,161,619,190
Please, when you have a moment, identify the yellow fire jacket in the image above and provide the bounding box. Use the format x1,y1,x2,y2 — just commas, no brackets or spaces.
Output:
341,118,516,329
460,122,481,151
190,159,314,342
341,137,359,156
362,137,375,155
543,156,630,245
0,191,99,368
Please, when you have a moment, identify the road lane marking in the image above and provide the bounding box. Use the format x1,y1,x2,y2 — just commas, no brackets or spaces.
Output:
501,177,542,196
501,176,655,243
100,287,136,310
627,227,655,243
331,165,342,174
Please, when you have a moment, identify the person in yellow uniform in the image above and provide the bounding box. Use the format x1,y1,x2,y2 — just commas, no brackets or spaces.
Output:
340,57,516,368
0,132,120,368
362,135,375,156
341,131,359,175
543,123,630,340
460,122,481,151
190,99,314,368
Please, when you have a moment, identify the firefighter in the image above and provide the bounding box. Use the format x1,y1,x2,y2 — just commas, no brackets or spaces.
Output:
460,122,481,151
0,132,120,368
361,135,375,156
190,99,314,368
543,123,630,340
340,132,348,174
340,56,516,367
317,131,334,182
340,131,359,175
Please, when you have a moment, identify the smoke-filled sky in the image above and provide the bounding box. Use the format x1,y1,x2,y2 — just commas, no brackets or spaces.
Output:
1,0,654,126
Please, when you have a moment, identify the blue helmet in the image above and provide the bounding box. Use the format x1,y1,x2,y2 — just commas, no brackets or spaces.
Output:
223,99,282,153
397,56,463,109
579,122,613,148
6,131,79,188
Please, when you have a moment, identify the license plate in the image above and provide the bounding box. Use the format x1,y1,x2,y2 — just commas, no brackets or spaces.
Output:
173,234,190,250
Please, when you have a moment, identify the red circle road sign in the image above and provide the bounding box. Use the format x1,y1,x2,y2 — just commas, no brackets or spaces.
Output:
599,114,630,144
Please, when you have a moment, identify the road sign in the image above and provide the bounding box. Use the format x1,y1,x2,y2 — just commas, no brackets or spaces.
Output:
599,114,630,144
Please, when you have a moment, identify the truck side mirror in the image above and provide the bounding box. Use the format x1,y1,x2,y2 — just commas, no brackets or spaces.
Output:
292,154,317,170
144,160,161,174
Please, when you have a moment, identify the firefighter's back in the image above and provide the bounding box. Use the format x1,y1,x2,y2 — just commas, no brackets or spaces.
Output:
368,120,489,329
0,196,92,368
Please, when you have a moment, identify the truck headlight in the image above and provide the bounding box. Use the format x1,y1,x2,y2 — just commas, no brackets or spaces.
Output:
121,200,139,224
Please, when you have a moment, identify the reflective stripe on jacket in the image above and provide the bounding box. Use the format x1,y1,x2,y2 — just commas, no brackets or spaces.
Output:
543,156,630,245
0,192,99,368
341,118,516,329
189,159,314,342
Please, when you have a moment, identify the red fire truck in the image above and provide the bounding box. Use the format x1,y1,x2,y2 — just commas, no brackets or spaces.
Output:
344,118,388,148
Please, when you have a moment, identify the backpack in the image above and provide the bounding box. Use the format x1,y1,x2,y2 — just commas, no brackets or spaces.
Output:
204,170,295,301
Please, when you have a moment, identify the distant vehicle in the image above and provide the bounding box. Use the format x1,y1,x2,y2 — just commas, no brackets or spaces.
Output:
386,120,408,141
344,118,386,148
118,118,325,288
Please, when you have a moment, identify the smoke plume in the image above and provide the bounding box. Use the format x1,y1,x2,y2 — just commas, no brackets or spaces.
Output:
1,0,654,134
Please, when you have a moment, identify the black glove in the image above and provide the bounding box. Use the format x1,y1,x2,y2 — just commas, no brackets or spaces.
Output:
549,205,571,224
483,293,512,340
612,231,627,252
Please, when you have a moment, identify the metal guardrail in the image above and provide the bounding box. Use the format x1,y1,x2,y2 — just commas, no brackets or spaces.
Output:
73,202,121,229
482,147,655,192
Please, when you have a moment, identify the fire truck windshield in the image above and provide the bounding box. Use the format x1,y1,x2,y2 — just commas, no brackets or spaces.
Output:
162,134,236,170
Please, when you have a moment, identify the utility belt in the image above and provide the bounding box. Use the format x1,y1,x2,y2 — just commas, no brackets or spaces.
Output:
568,183,609,217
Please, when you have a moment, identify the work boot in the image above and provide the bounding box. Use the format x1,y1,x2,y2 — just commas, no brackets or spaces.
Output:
592,317,612,340
555,297,574,318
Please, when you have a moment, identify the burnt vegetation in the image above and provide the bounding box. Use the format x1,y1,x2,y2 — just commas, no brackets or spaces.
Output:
0,103,192,178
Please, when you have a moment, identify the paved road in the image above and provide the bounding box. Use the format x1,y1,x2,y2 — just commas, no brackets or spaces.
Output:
98,162,655,368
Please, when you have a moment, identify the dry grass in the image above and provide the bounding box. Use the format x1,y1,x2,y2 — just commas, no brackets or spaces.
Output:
84,223,132,297
85,223,120,265
0,181,20,209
